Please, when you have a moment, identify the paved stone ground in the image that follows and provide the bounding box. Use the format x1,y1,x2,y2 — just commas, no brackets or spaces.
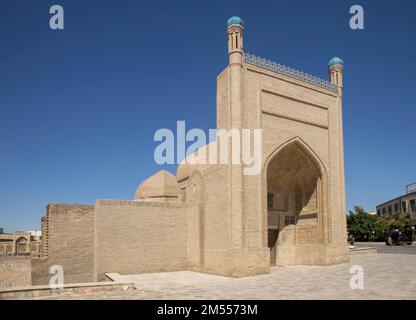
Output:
32,254,416,300
355,242,416,254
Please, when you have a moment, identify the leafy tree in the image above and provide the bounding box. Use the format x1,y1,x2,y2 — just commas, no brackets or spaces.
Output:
347,205,379,241
347,204,416,242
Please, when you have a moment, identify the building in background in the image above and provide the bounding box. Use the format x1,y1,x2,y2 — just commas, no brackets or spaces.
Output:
376,183,416,217
0,228,42,257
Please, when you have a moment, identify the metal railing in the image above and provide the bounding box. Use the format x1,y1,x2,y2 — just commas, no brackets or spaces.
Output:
406,182,416,194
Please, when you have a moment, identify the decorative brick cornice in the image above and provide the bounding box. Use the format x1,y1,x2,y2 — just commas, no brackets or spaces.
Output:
244,53,338,92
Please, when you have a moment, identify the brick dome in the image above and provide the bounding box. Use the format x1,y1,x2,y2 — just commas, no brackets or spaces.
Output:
135,170,178,200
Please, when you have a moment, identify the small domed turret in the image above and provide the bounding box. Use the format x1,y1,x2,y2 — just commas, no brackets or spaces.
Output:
328,57,343,67
328,57,344,88
227,16,244,28
227,16,244,64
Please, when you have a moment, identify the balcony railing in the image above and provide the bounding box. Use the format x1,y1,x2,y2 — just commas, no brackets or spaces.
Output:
406,182,416,194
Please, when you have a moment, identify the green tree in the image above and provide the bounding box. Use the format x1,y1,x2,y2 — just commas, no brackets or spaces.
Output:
347,204,416,242
347,205,380,241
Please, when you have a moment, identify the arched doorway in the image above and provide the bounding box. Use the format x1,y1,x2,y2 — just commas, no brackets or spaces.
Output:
16,237,29,255
266,140,324,265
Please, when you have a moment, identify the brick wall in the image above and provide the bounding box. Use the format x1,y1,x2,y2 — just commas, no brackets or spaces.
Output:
0,257,31,288
31,257,51,285
32,204,95,285
94,200,187,280
41,215,48,256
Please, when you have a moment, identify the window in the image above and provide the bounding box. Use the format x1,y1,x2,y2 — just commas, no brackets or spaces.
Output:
402,201,407,213
382,207,386,215
285,216,296,226
394,203,399,213
267,193,274,210
411,199,416,215
388,206,392,215
377,209,381,216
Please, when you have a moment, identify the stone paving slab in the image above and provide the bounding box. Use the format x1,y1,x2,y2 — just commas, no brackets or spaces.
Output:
30,254,416,300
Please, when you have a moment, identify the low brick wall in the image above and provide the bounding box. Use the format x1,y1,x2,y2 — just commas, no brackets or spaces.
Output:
349,247,378,255
0,257,32,289
0,281,135,299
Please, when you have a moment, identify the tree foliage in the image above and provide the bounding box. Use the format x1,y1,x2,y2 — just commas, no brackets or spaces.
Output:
347,205,416,241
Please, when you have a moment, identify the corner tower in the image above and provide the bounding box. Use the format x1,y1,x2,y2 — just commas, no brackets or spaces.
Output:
226,16,245,132
227,16,244,65
328,57,344,90
227,16,245,253
328,56,347,245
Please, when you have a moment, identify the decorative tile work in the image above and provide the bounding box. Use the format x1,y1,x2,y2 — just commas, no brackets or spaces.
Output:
244,53,338,92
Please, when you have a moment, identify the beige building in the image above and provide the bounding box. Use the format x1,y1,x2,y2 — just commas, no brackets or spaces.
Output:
0,229,42,257
376,183,416,217
34,17,349,284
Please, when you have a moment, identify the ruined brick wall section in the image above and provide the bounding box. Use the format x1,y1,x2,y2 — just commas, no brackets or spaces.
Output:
31,204,95,285
41,214,48,257
0,257,31,288
94,200,188,280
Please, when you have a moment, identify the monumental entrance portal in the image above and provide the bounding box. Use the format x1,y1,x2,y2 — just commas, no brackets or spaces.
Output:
35,17,349,285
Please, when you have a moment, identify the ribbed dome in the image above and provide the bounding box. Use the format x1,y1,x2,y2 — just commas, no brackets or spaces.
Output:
135,170,178,200
328,57,343,67
227,16,244,28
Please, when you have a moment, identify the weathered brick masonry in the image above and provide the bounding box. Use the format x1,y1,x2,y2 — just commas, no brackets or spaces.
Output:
0,257,31,288
94,200,187,280
35,204,95,284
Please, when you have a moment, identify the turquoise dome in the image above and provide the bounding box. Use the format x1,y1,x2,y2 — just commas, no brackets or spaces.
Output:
329,57,343,67
227,16,244,28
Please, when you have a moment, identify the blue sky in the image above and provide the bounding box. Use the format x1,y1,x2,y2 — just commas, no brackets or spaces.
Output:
0,0,415,231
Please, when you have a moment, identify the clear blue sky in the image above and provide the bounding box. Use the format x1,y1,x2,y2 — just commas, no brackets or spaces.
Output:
1,0,415,231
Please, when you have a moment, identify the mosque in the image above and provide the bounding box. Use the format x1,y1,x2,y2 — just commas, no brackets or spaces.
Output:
33,17,349,284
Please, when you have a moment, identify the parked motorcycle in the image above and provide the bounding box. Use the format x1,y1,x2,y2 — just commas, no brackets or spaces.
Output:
385,229,413,246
